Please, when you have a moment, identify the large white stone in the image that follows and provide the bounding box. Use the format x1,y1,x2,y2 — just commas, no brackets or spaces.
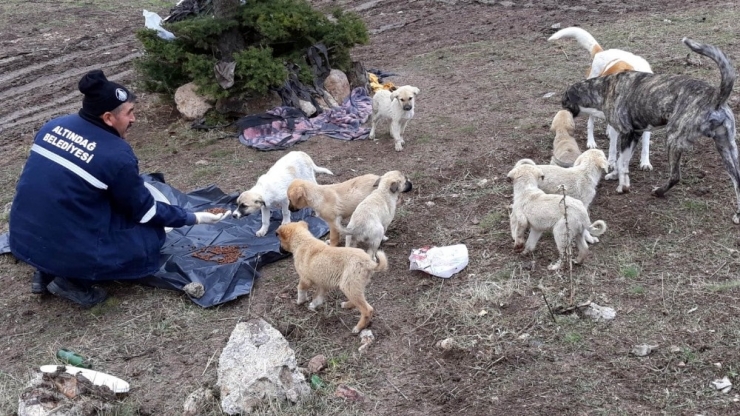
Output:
217,319,310,415
324,69,350,105
174,82,213,120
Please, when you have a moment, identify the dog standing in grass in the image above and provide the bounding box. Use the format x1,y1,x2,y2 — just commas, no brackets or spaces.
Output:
369,85,420,151
562,38,740,224
508,162,607,271
233,151,333,237
549,26,653,172
550,109,582,168
276,221,387,333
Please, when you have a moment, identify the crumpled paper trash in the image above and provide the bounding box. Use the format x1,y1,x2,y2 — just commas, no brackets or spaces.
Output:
409,244,468,278
712,376,733,393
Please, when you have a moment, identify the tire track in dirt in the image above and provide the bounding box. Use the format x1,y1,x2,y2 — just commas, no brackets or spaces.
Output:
0,69,136,137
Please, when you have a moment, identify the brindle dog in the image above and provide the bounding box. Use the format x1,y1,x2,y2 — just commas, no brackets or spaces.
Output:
561,38,739,223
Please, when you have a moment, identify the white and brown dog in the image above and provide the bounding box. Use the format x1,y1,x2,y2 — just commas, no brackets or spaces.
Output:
233,151,333,237
369,85,420,151
562,38,740,224
549,27,653,173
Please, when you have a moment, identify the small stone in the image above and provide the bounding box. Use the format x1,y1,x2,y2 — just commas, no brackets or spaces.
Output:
551,23,561,30
631,344,657,357
426,201,436,207
359,329,375,353
436,337,457,350
335,384,365,401
195,160,209,165
542,92,556,98
183,282,205,298
477,179,489,188
307,354,327,374
669,345,682,353
583,303,616,321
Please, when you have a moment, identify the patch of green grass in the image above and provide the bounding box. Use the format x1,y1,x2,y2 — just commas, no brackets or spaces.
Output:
620,264,640,279
682,199,708,212
479,211,504,231
89,296,121,317
564,331,583,344
705,280,740,292
629,285,647,295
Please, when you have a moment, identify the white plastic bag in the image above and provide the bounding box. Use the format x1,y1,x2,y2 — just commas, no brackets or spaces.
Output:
409,244,468,278
143,10,176,41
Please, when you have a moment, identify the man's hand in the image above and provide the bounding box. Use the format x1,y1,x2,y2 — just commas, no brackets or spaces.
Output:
194,210,232,225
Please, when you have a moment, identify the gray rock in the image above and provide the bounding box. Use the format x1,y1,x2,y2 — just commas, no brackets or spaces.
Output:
323,69,350,105
183,282,205,298
183,387,215,416
218,319,310,415
174,82,213,120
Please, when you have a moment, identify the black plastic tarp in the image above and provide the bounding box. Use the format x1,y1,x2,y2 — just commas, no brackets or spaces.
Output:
0,174,328,307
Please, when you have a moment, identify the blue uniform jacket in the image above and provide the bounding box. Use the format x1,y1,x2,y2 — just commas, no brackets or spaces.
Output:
9,114,197,281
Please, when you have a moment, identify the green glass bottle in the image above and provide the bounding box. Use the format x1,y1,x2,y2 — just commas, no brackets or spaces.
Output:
56,348,92,369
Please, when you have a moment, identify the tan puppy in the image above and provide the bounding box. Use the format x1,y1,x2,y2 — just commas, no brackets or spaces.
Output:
335,171,413,259
369,85,421,151
287,174,380,246
276,221,388,333
516,149,608,210
550,110,582,168
508,163,607,271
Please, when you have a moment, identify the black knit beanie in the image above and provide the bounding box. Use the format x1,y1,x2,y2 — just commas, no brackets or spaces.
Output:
78,70,135,116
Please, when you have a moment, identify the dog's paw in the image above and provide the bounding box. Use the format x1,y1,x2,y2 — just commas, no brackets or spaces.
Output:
255,228,268,237
734,213,740,225
605,171,618,181
341,301,356,309
395,142,404,151
587,141,598,149
513,242,525,253
308,303,319,311
585,235,600,244
351,326,361,334
640,162,653,171
651,186,665,197
616,184,630,194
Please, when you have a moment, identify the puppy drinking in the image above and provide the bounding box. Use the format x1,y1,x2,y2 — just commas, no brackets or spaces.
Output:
550,109,582,168
518,148,608,210
508,162,607,270
369,85,420,151
562,38,740,224
335,171,413,259
276,221,388,333
287,174,380,246
549,26,653,171
233,151,333,236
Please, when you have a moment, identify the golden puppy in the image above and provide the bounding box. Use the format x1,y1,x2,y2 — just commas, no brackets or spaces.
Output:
369,85,420,151
287,174,380,246
335,171,412,260
550,110,582,168
276,221,388,333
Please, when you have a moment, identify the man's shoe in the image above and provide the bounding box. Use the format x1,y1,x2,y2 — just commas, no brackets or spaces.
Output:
46,277,108,308
31,271,54,294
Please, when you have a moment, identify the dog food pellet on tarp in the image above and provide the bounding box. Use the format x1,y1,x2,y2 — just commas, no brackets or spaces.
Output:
190,245,244,264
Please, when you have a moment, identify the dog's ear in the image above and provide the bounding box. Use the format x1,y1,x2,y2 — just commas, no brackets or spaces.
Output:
390,181,400,193
598,157,609,173
255,199,265,206
506,168,516,182
391,90,399,101
373,177,381,187
412,87,420,96
561,88,580,117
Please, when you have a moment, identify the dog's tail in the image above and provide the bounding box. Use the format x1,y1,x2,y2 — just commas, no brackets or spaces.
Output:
313,165,334,175
372,250,388,272
587,220,607,236
683,37,736,109
333,216,354,238
548,27,603,58
514,158,538,168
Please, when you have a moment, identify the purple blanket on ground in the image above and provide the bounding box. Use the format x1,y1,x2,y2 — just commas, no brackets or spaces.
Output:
238,87,372,151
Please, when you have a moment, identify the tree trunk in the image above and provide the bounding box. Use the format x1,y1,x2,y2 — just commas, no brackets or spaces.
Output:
213,0,245,61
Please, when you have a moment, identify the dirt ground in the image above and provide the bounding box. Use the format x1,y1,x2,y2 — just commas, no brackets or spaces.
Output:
2,0,740,415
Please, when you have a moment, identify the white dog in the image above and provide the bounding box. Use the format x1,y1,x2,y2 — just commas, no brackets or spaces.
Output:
508,163,607,271
334,171,413,259
233,151,333,237
549,27,653,173
516,149,608,210
369,85,420,151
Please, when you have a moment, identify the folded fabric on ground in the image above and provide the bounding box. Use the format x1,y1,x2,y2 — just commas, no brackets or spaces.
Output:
238,86,372,151
0,174,329,308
